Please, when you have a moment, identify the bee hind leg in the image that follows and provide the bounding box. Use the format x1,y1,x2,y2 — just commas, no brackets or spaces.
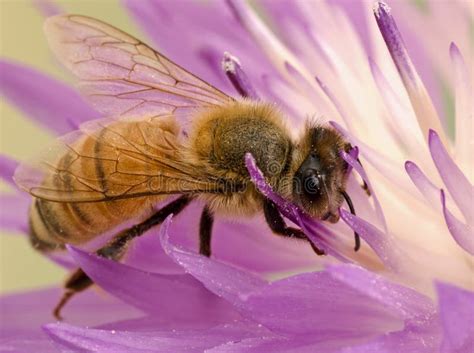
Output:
263,199,325,256
53,195,191,320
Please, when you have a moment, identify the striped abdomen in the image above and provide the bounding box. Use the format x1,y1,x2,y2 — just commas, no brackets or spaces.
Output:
27,119,178,251
28,197,153,251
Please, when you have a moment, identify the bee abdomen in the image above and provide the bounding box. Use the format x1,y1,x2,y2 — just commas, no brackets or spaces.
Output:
29,218,63,252
29,199,67,251
28,198,97,252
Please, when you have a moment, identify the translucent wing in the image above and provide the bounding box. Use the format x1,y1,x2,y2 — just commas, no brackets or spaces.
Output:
44,15,234,119
14,117,228,202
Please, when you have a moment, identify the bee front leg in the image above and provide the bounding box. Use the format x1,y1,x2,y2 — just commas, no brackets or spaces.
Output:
199,205,214,257
263,199,325,256
53,195,191,320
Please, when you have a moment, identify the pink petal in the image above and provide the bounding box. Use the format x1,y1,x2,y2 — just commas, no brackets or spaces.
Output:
239,267,410,337
226,0,315,91
331,121,415,192
368,58,426,154
0,154,19,188
261,73,311,120
440,190,474,255
373,1,447,146
159,215,267,305
0,194,30,234
340,150,387,231
67,245,238,323
0,287,142,353
327,264,435,322
0,60,99,134
339,209,400,271
436,281,474,353
336,323,440,353
315,76,354,130
222,52,258,99
44,321,268,353
405,161,440,209
207,335,361,353
450,43,473,172
429,129,473,223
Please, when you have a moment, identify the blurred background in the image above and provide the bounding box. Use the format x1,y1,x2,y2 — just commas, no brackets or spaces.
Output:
0,0,141,294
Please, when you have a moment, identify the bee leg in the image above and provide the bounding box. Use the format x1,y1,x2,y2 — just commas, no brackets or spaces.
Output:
344,143,370,196
199,205,214,257
53,268,91,320
263,199,325,256
53,195,191,320
356,158,371,196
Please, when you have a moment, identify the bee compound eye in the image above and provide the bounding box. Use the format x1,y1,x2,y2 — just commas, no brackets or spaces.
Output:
303,172,321,196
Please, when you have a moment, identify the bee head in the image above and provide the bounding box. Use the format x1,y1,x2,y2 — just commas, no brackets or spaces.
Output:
291,125,349,222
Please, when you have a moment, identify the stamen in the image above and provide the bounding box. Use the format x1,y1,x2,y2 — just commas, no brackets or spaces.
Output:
222,52,258,99
373,1,448,146
341,190,361,252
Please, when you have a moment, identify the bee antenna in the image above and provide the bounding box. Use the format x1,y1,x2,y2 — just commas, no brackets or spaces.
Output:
341,191,361,252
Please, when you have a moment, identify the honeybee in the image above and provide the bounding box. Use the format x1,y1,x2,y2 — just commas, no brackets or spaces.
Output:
14,15,363,319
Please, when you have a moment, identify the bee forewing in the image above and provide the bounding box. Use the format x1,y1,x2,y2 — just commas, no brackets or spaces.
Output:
44,15,233,121
14,117,224,203
13,129,106,202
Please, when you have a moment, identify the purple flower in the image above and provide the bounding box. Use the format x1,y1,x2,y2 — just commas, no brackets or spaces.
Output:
1,1,473,352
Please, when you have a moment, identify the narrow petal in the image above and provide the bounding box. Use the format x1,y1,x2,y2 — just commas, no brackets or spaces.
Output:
368,58,426,154
340,150,387,231
222,52,258,99
316,76,354,130
261,73,312,120
239,269,405,337
336,324,440,353
284,65,330,119
0,60,98,134
373,1,447,146
429,129,473,223
327,264,436,322
67,245,238,323
226,0,316,91
440,190,474,255
331,121,415,192
0,194,30,234
450,43,473,176
405,161,440,209
0,287,141,353
208,335,365,353
339,209,401,271
436,282,474,353
0,154,19,187
44,321,268,353
159,216,267,306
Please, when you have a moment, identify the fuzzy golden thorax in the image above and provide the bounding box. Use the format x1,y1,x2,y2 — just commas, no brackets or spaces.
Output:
185,100,293,216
